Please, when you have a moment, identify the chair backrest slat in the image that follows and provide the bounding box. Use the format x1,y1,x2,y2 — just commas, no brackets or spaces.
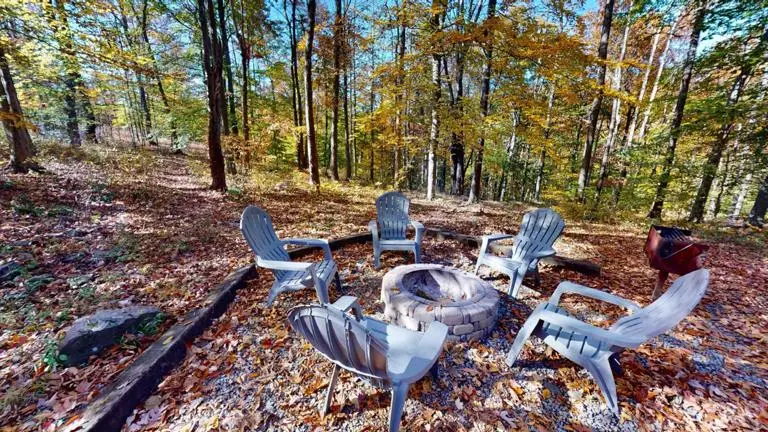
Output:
376,192,410,240
610,269,709,341
241,206,290,278
288,305,390,380
510,209,565,261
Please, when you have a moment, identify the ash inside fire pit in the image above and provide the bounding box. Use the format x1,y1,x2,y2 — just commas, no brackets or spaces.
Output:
382,264,500,342
404,270,478,303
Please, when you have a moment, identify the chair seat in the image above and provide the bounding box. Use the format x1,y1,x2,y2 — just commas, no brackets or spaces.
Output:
363,317,435,382
537,303,606,359
278,260,338,289
379,239,418,250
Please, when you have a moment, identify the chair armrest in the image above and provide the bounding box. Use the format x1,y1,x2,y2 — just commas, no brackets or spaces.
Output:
537,310,644,348
478,234,514,258
530,248,556,259
282,238,332,260
549,281,641,313
416,321,448,357
331,295,363,320
483,233,515,244
368,220,379,242
256,257,314,272
368,220,378,235
410,220,425,243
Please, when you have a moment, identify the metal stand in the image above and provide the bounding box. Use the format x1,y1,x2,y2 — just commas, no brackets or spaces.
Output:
651,270,668,300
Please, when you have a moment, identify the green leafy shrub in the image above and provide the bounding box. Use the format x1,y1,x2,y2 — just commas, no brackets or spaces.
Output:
11,196,44,217
42,339,68,371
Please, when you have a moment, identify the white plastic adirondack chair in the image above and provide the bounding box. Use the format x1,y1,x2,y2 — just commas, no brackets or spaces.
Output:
369,192,425,269
240,205,342,306
288,296,448,432
506,269,710,414
475,208,565,298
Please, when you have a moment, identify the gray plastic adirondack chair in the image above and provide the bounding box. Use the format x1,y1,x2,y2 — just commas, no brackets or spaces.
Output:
506,268,710,414
475,208,565,298
369,192,425,269
288,296,448,432
240,205,341,306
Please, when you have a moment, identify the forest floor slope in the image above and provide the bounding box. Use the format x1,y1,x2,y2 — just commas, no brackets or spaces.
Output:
1,143,766,431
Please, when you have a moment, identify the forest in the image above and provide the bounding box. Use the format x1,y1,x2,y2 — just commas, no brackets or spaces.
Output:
1,0,766,223
1,0,768,431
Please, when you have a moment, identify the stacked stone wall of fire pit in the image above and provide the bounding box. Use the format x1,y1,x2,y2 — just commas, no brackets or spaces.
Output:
381,264,500,342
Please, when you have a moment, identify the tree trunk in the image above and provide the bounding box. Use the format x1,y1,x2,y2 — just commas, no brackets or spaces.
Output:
707,148,729,220
594,2,631,204
231,0,250,144
121,2,155,145
198,0,227,190
426,0,442,201
535,86,554,201
748,175,768,227
449,2,467,196
137,75,155,145
241,54,249,140
329,0,342,181
343,68,352,179
284,0,306,169
688,27,767,222
625,28,660,146
1,46,35,172
216,0,238,135
393,1,407,186
648,2,705,219
577,0,614,202
305,0,320,186
729,172,751,220
638,17,679,144
139,0,177,146
467,0,495,203
369,44,376,183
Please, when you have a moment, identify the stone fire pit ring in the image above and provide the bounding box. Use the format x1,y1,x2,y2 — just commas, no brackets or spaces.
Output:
381,264,499,342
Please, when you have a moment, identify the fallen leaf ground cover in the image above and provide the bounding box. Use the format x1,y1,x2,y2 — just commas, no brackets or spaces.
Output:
1,142,767,431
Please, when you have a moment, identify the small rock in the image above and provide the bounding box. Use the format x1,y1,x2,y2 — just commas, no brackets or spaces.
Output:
118,297,135,307
58,305,162,366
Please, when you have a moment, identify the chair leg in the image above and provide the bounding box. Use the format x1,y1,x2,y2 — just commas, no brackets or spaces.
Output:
321,364,341,416
266,285,281,307
583,358,619,415
509,268,526,298
534,268,541,287
474,258,482,275
414,245,421,264
315,280,330,304
429,362,439,382
374,249,381,270
505,314,540,366
609,352,623,377
388,383,409,432
335,272,343,291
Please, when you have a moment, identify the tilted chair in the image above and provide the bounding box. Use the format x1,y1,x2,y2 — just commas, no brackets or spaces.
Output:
475,208,564,298
506,269,710,414
287,296,448,432
369,191,425,269
240,205,341,305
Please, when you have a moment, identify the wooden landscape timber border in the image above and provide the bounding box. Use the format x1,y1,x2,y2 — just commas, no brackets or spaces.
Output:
63,228,600,431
